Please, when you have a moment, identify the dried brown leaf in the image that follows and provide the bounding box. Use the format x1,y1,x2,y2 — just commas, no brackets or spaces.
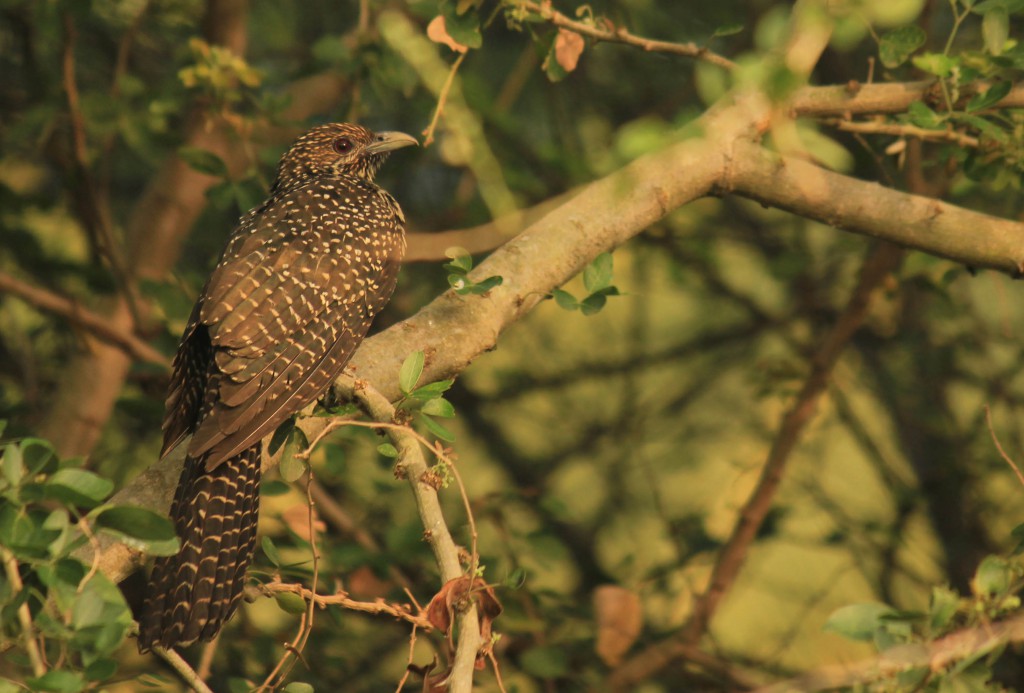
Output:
554,28,585,73
427,15,468,54
594,584,643,666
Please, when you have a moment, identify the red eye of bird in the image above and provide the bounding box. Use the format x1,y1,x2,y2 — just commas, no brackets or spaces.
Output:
332,137,353,154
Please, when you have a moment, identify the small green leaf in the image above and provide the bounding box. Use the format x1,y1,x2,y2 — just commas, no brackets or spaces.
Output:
93,506,180,556
907,101,945,129
26,670,86,693
823,603,896,642
377,443,399,458
579,293,608,315
443,247,473,273
911,52,956,77
440,1,482,48
879,26,926,68
19,438,56,476
552,289,579,311
459,275,504,295
421,398,455,418
269,418,296,456
44,469,114,508
930,585,960,632
972,555,1011,597
278,454,306,484
84,658,118,682
982,5,1009,55
275,591,308,614
409,380,454,401
283,683,315,693
711,23,743,38
2,442,22,487
419,414,456,442
399,351,425,395
261,479,291,496
966,80,1011,111
262,536,282,567
178,146,229,178
583,252,614,292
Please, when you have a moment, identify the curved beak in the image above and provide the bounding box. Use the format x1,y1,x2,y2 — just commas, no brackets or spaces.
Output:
366,131,419,154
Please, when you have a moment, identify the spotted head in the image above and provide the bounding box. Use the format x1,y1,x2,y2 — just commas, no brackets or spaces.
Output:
271,122,418,193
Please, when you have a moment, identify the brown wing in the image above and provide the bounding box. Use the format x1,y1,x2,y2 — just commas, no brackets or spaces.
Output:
183,180,404,470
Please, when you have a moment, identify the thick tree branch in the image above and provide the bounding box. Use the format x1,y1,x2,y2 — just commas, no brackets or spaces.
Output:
791,80,1024,117
754,611,1024,693
727,141,1024,275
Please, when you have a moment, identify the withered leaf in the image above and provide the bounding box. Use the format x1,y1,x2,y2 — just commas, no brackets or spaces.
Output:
594,584,643,666
427,15,468,54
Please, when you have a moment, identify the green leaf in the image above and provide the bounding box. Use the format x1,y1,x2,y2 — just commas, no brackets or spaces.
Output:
2,442,22,487
441,1,482,48
21,438,57,476
579,293,608,315
283,684,314,693
275,591,308,614
261,536,281,567
93,506,180,556
879,26,926,68
377,443,399,458
907,101,945,130
912,52,956,77
443,246,473,273
967,80,1011,111
177,146,229,178
520,645,569,678
421,397,455,418
972,555,1011,596
26,670,86,693
419,414,456,442
279,428,309,484
823,603,896,642
552,289,579,311
711,23,743,38
44,469,114,508
84,658,118,682
261,479,291,496
543,39,569,82
982,5,1009,55
399,351,425,395
269,418,296,456
930,585,960,632
583,252,614,292
409,380,454,401
459,274,504,295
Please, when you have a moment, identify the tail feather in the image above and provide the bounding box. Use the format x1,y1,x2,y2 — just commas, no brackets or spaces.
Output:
138,445,261,652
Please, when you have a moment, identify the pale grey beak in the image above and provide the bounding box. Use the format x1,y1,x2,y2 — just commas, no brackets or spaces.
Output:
365,131,419,154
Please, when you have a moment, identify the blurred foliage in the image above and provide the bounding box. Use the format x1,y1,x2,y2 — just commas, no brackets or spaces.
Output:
2,0,1024,691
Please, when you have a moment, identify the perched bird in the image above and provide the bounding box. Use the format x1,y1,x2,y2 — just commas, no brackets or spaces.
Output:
138,123,417,652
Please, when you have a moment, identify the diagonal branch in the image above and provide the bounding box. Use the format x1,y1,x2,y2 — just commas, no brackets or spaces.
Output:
0,272,169,367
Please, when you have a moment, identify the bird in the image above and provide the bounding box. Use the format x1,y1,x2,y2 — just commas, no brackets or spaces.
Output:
137,123,418,652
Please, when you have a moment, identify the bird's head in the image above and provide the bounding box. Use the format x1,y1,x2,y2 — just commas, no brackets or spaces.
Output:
272,122,418,192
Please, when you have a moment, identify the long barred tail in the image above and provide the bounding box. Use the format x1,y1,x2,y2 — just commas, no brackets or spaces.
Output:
138,445,261,652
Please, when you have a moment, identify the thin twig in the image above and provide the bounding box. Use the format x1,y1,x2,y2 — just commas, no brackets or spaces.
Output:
258,578,433,629
984,404,1024,487
823,117,981,148
0,271,169,367
154,645,216,693
2,548,46,677
423,52,467,146
61,14,143,328
510,0,736,70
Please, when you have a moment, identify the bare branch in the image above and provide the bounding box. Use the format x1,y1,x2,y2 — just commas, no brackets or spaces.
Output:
754,611,1024,693
0,271,169,367
511,0,737,70
791,80,1024,117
